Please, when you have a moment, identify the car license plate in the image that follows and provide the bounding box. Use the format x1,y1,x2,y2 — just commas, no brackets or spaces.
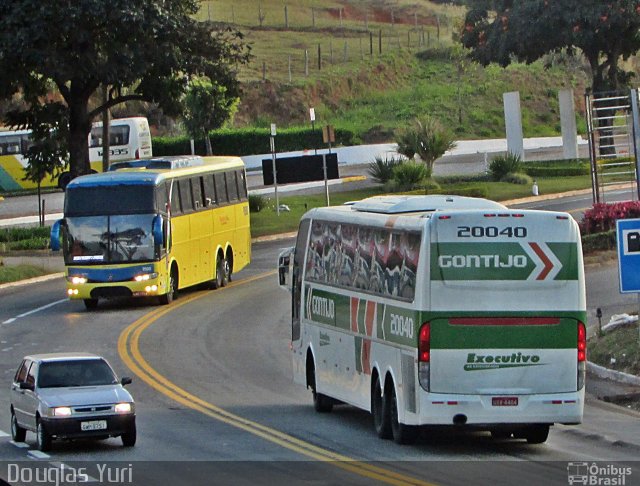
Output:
81,420,107,431
492,397,518,407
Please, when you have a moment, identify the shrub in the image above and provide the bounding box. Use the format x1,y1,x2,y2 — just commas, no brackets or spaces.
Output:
581,230,616,252
0,226,51,243
421,178,442,193
501,172,533,185
580,201,640,235
249,194,268,213
367,156,404,184
391,161,431,191
489,153,523,181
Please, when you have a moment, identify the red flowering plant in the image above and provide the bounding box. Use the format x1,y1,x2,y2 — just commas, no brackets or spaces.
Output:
579,201,640,235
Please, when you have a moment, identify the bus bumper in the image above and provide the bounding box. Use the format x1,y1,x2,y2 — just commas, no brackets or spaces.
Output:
65,265,167,300
411,389,585,426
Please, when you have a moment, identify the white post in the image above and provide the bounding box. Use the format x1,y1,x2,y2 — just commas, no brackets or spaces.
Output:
559,89,579,159
503,91,525,161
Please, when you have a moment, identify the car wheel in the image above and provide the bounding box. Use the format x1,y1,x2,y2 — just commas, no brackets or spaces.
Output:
10,410,26,442
121,424,136,447
389,384,419,445
36,420,51,452
372,376,392,439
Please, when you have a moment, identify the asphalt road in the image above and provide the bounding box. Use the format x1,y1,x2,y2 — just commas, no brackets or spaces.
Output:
1,236,639,485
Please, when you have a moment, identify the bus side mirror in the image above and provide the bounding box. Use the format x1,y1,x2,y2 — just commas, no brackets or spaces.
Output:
152,215,164,247
50,219,62,251
278,247,294,291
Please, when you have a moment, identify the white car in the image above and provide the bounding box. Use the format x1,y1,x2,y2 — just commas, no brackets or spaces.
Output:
10,353,136,452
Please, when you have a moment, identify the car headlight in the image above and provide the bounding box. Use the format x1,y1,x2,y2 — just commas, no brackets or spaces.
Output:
67,276,87,284
134,273,158,282
115,403,132,413
53,406,72,417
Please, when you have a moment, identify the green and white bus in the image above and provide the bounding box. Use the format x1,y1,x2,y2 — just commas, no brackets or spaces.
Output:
278,195,586,444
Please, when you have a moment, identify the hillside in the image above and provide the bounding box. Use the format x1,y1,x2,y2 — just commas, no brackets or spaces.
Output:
197,0,591,142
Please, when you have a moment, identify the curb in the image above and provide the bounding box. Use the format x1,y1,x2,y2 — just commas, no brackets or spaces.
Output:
587,361,640,387
0,271,64,290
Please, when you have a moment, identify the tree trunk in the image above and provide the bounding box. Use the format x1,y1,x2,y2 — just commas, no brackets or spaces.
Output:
68,99,92,179
205,130,213,156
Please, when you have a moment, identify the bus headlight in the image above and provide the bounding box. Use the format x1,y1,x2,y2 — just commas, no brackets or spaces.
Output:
67,276,87,285
134,273,158,282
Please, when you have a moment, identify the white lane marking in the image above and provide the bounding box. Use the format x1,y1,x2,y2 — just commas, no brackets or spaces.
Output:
10,441,29,448
2,299,68,325
28,450,50,459
0,430,9,438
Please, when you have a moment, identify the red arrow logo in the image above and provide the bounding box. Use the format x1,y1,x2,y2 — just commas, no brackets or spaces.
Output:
529,242,553,280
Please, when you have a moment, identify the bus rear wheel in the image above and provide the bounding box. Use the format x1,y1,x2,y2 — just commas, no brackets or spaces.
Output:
372,375,392,439
214,255,228,289
389,382,419,445
523,425,549,444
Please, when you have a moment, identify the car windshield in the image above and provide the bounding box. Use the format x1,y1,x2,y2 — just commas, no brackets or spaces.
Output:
63,214,157,264
37,360,118,388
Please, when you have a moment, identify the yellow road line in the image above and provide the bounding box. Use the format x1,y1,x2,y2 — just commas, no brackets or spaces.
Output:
118,270,436,486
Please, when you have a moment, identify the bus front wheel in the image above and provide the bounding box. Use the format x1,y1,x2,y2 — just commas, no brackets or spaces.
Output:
308,358,332,413
372,375,392,439
159,267,178,305
83,298,99,310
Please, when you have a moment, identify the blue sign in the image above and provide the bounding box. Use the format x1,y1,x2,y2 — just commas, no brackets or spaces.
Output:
616,218,640,293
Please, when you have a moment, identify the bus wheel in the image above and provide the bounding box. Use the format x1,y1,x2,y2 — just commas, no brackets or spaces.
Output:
389,382,419,445
83,298,99,310
308,360,332,413
159,267,178,305
524,425,549,444
214,255,228,289
372,375,392,439
224,252,233,283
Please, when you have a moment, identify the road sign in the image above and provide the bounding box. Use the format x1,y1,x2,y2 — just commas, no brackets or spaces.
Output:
616,218,640,292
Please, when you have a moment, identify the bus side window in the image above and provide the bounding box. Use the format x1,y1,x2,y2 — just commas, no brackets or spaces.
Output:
203,174,216,206
237,170,248,200
226,171,240,201
179,179,194,213
156,185,169,214
191,176,204,210
214,173,228,205
170,182,182,216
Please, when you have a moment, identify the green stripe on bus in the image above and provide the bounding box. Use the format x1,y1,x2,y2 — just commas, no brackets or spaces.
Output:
429,317,578,349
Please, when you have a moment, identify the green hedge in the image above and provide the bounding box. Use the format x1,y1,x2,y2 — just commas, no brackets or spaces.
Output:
0,226,50,243
581,230,616,253
522,159,589,178
153,127,357,157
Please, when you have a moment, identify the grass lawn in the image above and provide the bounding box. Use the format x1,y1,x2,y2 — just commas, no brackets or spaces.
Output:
589,325,640,377
0,264,51,284
249,175,592,238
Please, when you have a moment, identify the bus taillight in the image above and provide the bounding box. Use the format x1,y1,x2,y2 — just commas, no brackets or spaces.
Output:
419,323,430,362
577,322,586,362
418,323,431,392
577,322,586,390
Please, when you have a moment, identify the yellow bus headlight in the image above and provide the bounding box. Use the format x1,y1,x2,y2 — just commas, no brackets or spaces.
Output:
134,273,158,282
67,276,87,285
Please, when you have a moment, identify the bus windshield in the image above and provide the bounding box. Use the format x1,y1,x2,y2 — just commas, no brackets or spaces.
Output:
64,214,157,264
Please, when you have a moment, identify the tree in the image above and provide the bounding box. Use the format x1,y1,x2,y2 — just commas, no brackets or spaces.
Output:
394,117,456,176
0,0,250,180
460,1,640,94
182,79,239,156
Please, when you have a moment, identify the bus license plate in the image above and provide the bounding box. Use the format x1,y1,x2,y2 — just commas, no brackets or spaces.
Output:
81,420,107,431
492,397,518,407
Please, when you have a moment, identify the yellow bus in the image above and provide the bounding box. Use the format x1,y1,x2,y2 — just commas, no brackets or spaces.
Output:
51,155,251,309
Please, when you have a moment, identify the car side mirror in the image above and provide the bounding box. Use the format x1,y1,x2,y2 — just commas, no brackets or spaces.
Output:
121,377,132,386
19,382,34,391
